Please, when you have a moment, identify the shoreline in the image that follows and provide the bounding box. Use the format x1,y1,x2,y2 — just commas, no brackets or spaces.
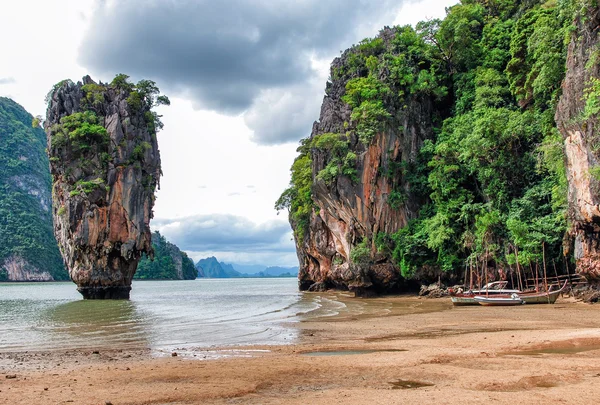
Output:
2,295,600,404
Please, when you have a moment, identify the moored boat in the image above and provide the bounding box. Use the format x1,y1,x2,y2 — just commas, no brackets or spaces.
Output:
449,281,521,306
474,293,524,306
515,280,568,304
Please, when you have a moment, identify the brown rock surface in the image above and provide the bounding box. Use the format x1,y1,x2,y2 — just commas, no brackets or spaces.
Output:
556,6,600,283
44,76,163,298
294,28,437,293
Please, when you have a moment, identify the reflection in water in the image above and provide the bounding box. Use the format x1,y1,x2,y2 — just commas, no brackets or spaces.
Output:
0,279,320,352
45,300,149,350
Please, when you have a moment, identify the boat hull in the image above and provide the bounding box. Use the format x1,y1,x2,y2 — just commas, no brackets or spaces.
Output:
474,296,524,306
519,287,564,304
450,296,478,306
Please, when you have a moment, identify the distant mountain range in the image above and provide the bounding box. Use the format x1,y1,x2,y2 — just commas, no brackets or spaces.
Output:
195,257,298,278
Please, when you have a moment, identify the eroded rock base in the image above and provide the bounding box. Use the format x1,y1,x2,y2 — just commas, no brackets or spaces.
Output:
78,286,132,300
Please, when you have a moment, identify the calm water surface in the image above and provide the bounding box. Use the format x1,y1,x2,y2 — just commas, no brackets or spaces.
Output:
0,279,343,353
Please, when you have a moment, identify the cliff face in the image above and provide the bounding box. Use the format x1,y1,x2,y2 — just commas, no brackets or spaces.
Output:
45,76,165,298
556,5,600,283
0,97,67,281
292,28,439,294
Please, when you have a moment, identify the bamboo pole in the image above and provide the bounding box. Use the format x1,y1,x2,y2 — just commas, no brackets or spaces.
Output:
469,257,473,290
542,242,548,293
509,263,515,290
529,262,534,290
477,256,482,291
485,249,489,297
564,255,573,289
515,246,523,292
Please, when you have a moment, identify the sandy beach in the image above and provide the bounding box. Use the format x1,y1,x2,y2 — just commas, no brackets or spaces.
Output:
2,294,600,404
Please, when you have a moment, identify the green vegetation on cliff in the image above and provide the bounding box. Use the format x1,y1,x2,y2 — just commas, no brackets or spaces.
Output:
134,231,197,280
280,0,586,280
0,97,67,280
47,74,169,200
276,138,314,242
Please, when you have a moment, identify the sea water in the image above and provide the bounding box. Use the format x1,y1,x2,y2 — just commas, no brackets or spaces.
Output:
0,279,342,353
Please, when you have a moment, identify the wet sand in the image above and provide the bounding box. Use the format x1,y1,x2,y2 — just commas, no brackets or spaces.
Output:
2,294,600,404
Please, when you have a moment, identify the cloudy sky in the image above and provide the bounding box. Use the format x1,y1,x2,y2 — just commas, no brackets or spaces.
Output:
0,0,455,266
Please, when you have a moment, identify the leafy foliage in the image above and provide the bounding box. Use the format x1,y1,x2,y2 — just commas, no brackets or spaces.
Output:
276,138,314,241
350,239,371,265
377,0,571,277
134,231,197,280
313,133,358,184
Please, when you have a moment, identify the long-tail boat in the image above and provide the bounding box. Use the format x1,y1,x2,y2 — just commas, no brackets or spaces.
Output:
469,280,568,306
449,281,520,306
508,280,567,305
474,293,524,306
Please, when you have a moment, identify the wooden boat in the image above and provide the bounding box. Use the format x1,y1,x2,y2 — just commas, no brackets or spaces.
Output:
472,280,568,306
516,281,567,304
474,293,524,306
449,281,521,306
450,295,480,306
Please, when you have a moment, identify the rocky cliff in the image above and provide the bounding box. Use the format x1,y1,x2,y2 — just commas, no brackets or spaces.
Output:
281,28,445,294
45,75,168,298
0,97,67,281
556,4,600,284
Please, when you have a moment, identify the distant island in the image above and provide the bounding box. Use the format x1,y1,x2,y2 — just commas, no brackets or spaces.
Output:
134,231,197,280
196,256,298,278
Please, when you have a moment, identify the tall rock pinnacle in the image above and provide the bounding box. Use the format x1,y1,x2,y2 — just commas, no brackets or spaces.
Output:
44,75,169,299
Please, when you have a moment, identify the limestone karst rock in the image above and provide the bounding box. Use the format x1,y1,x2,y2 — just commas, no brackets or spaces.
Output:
45,75,167,298
556,5,600,284
282,28,440,295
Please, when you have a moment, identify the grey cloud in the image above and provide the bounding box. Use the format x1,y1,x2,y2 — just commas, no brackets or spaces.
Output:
152,214,295,253
79,0,403,143
245,80,323,144
0,77,15,85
